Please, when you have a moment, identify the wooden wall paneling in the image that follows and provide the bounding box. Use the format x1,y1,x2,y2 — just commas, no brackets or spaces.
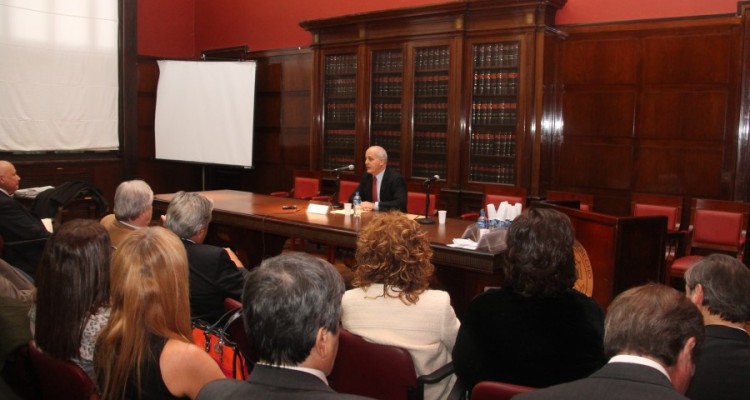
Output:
553,16,743,215
736,2,750,202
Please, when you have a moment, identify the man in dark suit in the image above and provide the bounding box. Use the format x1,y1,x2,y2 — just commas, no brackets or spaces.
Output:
164,191,247,324
196,252,373,400
516,284,704,400
684,254,750,400
0,160,50,277
349,145,406,212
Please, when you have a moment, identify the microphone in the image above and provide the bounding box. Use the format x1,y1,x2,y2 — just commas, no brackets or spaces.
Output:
331,164,354,172
423,175,441,184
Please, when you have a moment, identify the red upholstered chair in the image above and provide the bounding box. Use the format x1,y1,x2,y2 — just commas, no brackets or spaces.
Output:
328,328,456,400
470,381,535,400
407,182,441,217
669,198,749,282
27,342,100,400
631,193,686,281
338,176,360,205
545,190,594,211
270,170,330,201
461,185,527,220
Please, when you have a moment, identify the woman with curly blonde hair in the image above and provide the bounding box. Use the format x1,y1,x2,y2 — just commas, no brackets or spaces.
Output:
342,211,460,400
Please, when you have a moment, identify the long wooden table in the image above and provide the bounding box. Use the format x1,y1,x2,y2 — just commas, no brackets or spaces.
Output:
153,190,504,315
154,190,668,315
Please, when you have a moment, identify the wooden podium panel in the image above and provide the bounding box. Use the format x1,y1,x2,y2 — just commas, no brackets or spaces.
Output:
540,203,667,308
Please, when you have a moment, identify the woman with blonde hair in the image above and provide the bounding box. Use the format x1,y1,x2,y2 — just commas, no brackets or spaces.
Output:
95,227,223,399
342,211,460,400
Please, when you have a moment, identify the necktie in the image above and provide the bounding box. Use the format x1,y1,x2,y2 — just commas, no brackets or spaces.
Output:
372,176,378,203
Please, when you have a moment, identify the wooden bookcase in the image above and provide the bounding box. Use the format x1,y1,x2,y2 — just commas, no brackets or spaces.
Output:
302,0,566,206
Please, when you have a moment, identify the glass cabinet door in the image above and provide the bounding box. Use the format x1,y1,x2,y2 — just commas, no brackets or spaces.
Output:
411,45,450,181
322,53,358,170
468,41,520,185
370,49,403,173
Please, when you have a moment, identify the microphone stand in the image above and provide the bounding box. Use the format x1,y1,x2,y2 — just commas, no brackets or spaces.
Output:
331,172,342,209
416,179,435,224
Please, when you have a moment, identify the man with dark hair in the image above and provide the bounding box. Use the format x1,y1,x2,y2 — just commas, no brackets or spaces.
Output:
196,252,372,400
516,283,705,400
0,160,50,277
349,145,407,212
684,254,750,400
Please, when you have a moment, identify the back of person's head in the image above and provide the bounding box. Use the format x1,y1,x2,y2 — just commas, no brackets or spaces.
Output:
34,219,111,361
604,283,704,367
685,253,750,323
503,207,576,297
243,252,344,366
164,191,214,239
113,179,153,221
353,210,433,304
96,226,191,399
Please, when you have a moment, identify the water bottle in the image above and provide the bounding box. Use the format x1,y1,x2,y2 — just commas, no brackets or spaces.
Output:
353,191,362,217
477,208,489,238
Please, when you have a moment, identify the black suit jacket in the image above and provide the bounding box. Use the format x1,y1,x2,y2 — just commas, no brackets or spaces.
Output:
196,364,373,400
515,362,689,400
0,192,49,276
686,324,750,400
349,167,406,212
182,240,247,324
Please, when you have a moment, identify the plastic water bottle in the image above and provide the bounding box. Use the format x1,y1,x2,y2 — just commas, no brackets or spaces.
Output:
477,209,487,230
353,191,362,217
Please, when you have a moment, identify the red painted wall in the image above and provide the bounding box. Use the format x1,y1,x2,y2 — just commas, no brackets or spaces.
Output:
138,0,195,58
138,0,740,57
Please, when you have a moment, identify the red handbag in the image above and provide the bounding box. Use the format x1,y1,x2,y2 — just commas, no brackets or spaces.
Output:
192,308,249,379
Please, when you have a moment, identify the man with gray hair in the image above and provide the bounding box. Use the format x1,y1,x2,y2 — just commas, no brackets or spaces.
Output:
516,284,704,400
349,145,406,212
197,252,372,400
685,254,750,400
99,179,153,248
164,191,245,323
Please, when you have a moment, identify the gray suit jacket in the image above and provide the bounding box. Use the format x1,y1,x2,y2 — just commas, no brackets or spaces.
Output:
196,364,373,400
514,362,689,400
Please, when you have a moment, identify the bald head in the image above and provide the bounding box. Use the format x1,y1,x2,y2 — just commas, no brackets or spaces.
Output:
0,161,20,195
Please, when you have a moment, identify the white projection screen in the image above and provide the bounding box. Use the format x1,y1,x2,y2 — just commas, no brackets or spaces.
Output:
155,60,256,167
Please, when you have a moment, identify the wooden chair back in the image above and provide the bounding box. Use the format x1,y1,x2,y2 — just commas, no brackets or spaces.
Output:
546,190,594,211
631,193,684,231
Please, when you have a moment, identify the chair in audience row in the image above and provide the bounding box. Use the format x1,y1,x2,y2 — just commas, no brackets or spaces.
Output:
470,380,535,400
545,190,594,211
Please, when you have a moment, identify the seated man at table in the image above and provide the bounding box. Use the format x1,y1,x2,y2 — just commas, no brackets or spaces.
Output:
0,160,50,277
99,179,153,248
196,252,372,400
164,191,246,324
349,146,406,212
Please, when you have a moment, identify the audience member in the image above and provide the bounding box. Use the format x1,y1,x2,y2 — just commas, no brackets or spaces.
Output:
0,160,50,277
31,219,111,382
349,146,406,212
684,254,750,400
95,227,223,400
453,207,605,390
0,258,34,303
164,191,246,323
197,252,372,400
342,211,460,400
99,179,153,248
516,283,705,400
